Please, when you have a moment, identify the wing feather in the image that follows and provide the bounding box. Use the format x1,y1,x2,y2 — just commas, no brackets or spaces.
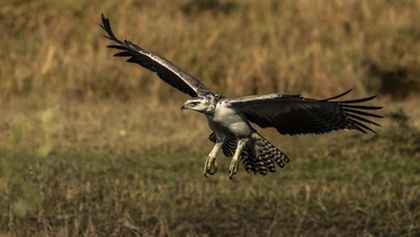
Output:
229,90,382,135
100,14,213,97
343,108,383,118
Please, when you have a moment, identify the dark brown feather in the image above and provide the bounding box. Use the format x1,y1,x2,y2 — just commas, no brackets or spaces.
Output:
230,90,383,135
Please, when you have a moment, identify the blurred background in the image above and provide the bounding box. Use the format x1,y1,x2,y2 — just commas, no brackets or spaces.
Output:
0,0,419,236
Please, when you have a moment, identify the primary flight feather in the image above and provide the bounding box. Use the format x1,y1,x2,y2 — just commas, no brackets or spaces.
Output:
101,14,383,178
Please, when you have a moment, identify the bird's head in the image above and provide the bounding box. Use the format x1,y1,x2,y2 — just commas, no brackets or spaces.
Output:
181,96,215,113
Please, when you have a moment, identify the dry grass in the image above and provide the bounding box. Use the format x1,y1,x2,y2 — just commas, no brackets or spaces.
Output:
1,0,420,236
1,0,419,100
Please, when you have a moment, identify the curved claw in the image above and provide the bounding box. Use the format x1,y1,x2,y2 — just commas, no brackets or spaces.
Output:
203,158,218,177
203,166,218,177
208,165,218,175
228,160,239,179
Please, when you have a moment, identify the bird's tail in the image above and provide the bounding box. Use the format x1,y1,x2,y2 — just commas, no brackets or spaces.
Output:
241,133,290,175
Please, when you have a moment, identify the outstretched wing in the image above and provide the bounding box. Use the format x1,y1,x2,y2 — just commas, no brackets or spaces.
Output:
100,14,213,97
229,89,383,135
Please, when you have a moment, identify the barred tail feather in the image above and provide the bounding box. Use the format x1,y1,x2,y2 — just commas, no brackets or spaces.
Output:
241,133,290,175
256,134,289,169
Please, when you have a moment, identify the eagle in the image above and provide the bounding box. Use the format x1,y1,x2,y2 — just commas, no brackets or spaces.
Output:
100,15,383,179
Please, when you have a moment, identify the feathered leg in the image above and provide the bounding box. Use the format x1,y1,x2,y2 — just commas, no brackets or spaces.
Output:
228,139,248,179
203,141,223,177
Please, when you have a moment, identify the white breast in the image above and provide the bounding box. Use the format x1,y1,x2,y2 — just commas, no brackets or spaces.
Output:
207,101,251,138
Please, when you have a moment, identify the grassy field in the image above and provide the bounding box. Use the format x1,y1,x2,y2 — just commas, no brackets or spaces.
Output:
0,100,419,236
0,143,419,236
1,0,420,236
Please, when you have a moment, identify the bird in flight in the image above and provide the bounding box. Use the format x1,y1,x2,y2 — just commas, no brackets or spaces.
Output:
100,15,383,179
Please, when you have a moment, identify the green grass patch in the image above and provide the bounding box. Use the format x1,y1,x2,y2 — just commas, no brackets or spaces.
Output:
0,148,418,236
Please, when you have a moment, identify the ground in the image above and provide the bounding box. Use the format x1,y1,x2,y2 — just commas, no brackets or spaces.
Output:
0,100,419,236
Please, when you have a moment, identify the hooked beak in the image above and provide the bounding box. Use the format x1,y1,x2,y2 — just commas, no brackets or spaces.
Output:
181,104,186,111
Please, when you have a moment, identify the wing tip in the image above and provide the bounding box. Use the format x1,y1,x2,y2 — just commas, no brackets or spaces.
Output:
347,118,378,134
99,13,108,31
100,14,121,44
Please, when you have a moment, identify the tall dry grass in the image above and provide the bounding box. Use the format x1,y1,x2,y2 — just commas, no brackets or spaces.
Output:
1,0,419,102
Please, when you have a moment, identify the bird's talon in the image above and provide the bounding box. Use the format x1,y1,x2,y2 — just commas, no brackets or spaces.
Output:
228,161,239,179
209,166,217,175
203,158,217,177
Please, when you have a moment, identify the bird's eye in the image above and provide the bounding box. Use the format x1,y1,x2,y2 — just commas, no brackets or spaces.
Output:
189,101,199,106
